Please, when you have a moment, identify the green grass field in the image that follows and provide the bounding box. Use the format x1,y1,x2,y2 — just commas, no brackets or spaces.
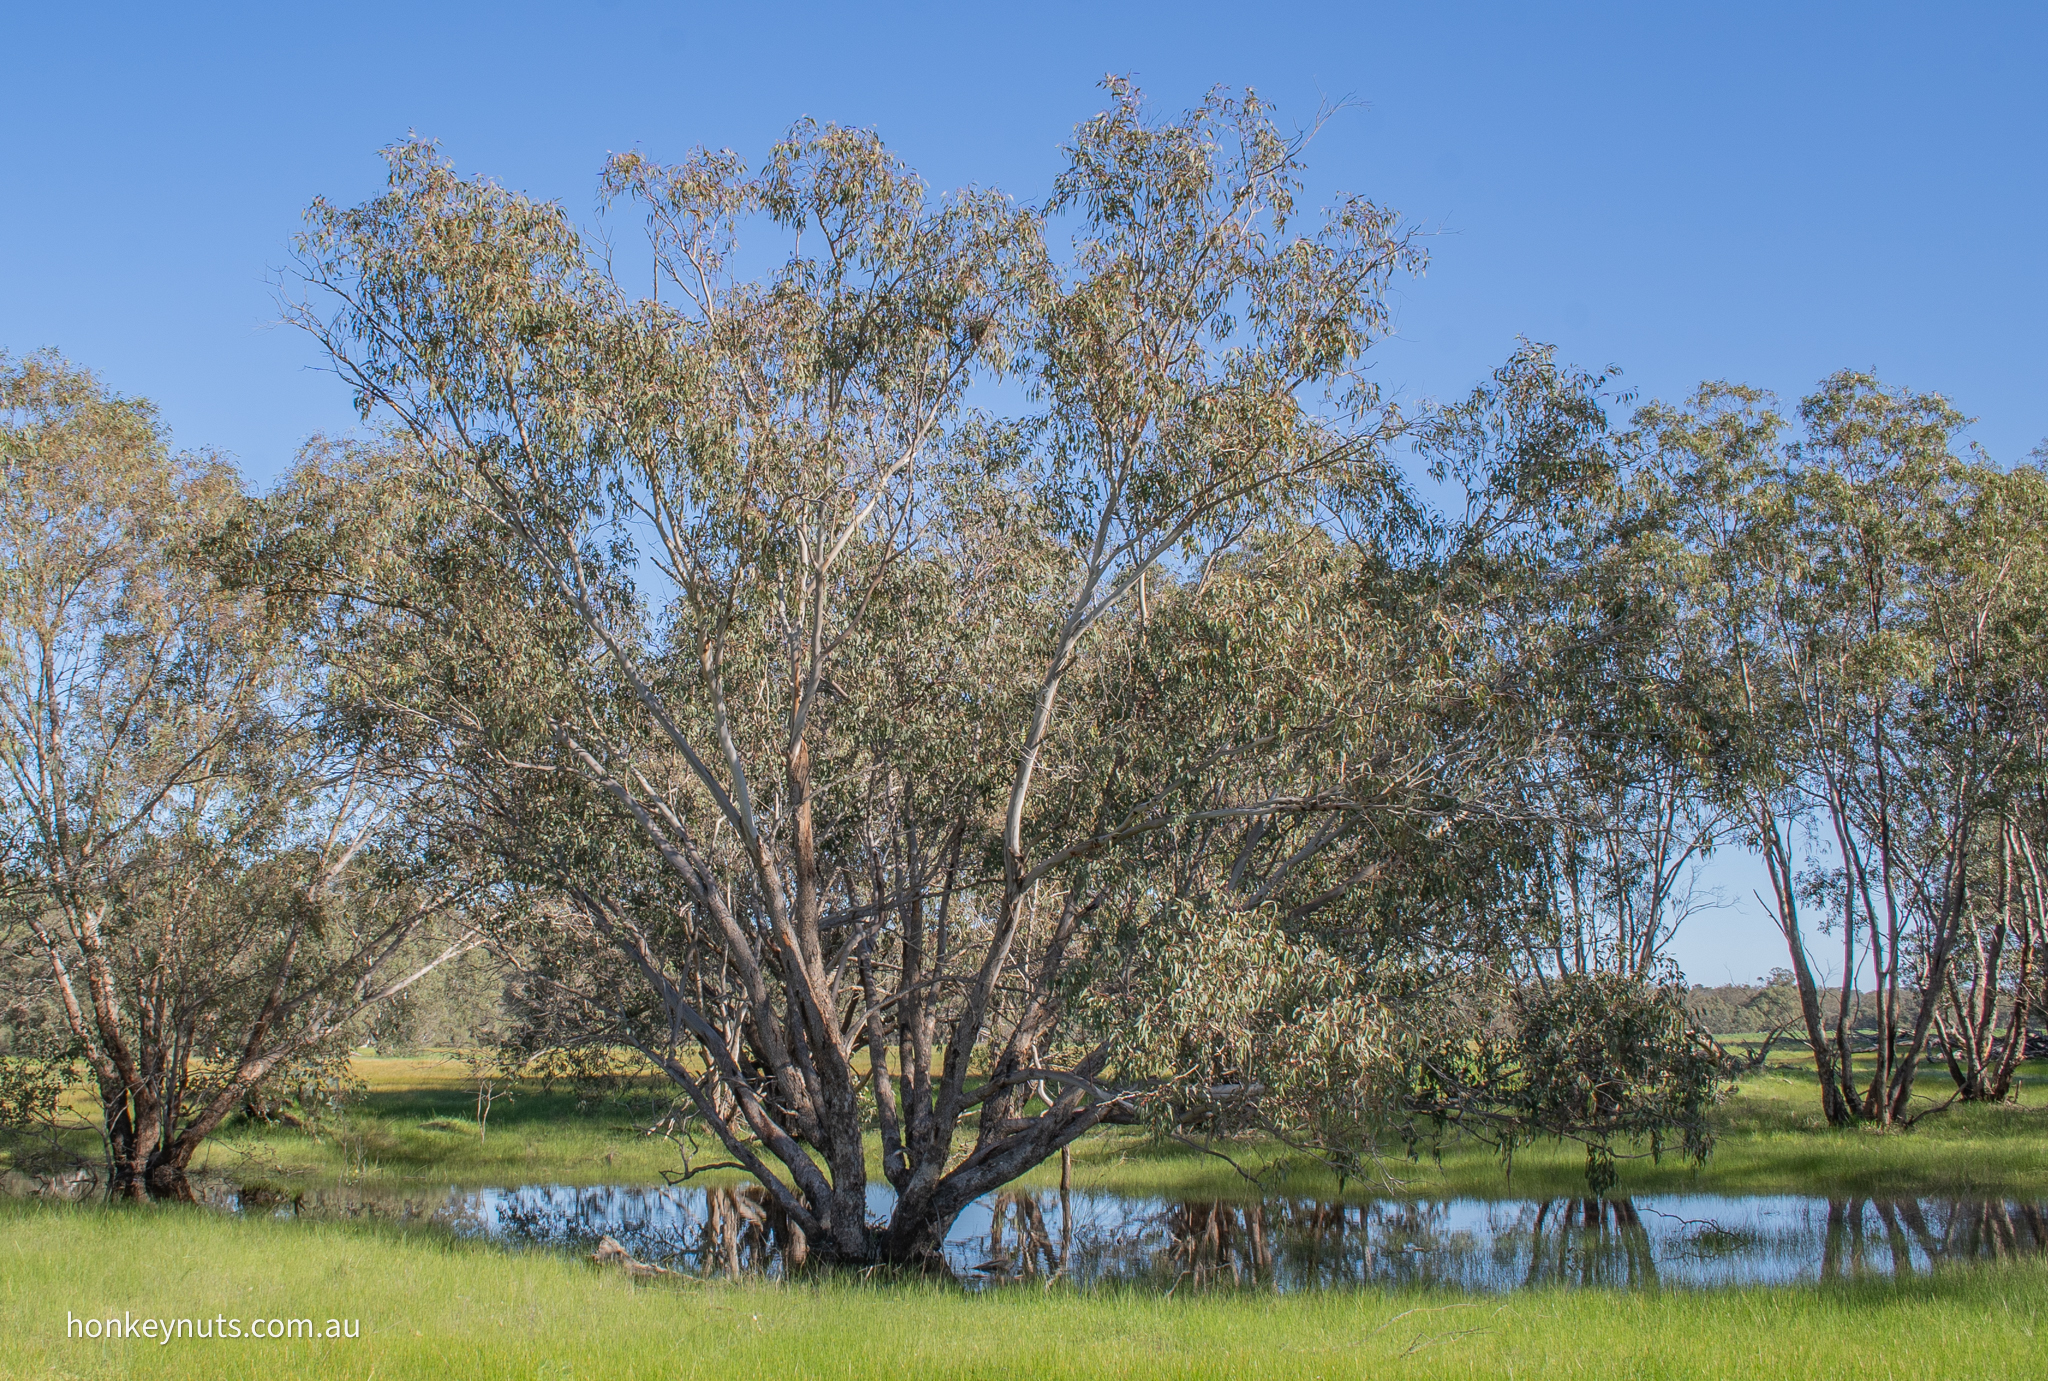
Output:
174,1052,2048,1200
5,1054,2046,1379
2,1199,2043,1380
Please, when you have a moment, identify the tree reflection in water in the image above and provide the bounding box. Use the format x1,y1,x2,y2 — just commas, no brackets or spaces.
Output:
922,1193,2048,1289
253,1184,2048,1290
1819,1197,2048,1281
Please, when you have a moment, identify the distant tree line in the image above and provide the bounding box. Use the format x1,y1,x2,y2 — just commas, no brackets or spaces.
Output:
3,84,2042,1254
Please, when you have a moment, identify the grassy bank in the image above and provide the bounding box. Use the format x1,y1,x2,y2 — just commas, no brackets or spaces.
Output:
166,1054,2048,1201
2,1200,2043,1380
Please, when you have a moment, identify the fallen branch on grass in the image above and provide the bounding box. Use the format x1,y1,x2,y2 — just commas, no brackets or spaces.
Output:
590,1235,675,1279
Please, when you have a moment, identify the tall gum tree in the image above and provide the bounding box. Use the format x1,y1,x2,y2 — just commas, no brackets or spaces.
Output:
282,83,1425,1265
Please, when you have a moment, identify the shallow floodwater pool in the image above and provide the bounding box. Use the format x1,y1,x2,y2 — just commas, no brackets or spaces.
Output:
256,1183,2048,1290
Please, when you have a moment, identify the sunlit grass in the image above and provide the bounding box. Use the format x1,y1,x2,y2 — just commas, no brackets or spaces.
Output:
196,1054,697,1188
3,1199,2043,1380
16,1053,2047,1202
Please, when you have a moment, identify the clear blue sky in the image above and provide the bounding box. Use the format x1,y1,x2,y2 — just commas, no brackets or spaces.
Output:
5,1,2042,981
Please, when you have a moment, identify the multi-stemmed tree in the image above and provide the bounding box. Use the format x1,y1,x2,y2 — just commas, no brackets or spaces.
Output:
253,82,1743,1257
267,84,1504,1265
0,351,475,1200
1646,375,2048,1124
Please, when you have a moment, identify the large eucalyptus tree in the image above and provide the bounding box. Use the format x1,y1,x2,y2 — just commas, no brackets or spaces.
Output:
276,84,1438,1264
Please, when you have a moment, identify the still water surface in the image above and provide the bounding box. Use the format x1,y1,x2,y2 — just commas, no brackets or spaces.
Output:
268,1183,2048,1290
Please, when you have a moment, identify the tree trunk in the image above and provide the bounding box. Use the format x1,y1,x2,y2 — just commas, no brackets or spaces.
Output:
879,1186,958,1273
107,1144,199,1203
1759,811,1856,1126
102,1091,147,1203
144,1153,199,1203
